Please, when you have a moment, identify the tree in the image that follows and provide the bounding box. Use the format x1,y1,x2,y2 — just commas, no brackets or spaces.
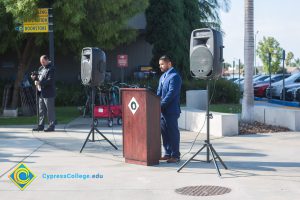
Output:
145,0,230,79
0,0,148,109
223,62,232,70
145,0,186,77
291,58,300,67
286,51,294,66
181,0,202,78
257,36,283,73
242,0,254,122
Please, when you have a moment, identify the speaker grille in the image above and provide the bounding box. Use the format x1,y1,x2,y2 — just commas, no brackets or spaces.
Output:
81,60,92,85
190,46,213,78
81,47,106,86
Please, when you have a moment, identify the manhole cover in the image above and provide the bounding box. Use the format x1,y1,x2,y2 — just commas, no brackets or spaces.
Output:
175,185,231,196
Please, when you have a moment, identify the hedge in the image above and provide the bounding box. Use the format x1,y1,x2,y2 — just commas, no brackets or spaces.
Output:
128,77,240,104
0,78,239,109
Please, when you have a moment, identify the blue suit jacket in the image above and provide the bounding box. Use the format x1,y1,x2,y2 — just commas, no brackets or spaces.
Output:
157,68,182,116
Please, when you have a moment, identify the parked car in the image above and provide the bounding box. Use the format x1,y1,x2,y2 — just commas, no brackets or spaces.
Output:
294,88,300,102
228,77,239,82
254,83,270,97
285,87,299,101
254,74,291,97
253,75,270,84
240,74,269,92
252,74,261,79
280,83,300,100
233,78,244,84
253,74,291,86
266,72,300,98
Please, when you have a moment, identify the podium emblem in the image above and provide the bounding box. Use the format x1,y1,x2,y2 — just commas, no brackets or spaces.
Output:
128,97,139,115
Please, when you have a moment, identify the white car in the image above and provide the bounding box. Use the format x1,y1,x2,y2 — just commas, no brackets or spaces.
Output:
266,72,300,98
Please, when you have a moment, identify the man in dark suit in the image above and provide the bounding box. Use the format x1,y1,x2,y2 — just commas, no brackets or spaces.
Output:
31,55,56,132
157,55,182,163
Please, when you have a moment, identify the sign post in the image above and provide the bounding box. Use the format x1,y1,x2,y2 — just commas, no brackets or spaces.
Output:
117,55,128,83
48,8,54,65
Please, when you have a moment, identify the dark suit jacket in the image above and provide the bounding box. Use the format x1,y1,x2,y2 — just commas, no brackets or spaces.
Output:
157,68,182,116
38,64,56,98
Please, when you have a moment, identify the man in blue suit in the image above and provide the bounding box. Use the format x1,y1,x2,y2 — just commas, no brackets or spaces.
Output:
157,55,182,163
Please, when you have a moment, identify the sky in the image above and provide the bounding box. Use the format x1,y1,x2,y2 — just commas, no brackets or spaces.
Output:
220,0,300,66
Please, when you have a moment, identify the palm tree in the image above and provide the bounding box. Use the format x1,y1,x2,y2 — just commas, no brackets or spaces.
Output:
198,0,231,30
242,0,254,122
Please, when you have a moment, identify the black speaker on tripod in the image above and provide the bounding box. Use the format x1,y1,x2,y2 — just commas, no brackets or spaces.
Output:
80,47,117,153
81,47,106,86
178,28,227,177
190,28,224,79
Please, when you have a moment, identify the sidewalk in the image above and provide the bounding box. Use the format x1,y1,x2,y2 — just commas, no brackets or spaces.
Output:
0,117,300,200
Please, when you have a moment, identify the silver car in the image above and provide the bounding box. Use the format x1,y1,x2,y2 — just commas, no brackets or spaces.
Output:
266,72,300,98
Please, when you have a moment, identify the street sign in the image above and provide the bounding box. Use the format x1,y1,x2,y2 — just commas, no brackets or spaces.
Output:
37,8,49,17
23,24,48,33
24,16,48,25
15,26,23,32
20,8,50,33
117,55,128,68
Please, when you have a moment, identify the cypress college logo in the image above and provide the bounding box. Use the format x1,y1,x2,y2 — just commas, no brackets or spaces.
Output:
8,162,36,190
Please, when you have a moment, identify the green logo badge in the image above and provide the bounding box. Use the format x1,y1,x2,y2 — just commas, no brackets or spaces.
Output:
9,162,36,190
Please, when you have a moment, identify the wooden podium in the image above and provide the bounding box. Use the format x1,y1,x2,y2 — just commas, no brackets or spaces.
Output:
121,88,161,166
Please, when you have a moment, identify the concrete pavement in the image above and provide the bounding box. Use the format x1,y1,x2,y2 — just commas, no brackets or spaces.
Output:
0,117,300,200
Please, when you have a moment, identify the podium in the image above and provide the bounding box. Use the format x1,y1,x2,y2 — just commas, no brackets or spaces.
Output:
121,88,161,166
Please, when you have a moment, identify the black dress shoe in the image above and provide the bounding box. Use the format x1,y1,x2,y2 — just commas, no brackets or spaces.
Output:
32,126,44,131
44,127,55,132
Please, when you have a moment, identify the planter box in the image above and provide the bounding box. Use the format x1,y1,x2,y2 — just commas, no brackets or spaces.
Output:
254,105,300,131
179,107,239,137
3,109,18,117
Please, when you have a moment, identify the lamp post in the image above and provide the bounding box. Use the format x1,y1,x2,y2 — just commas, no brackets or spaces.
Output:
282,50,286,101
48,0,54,65
238,59,241,87
232,60,235,80
268,52,272,99
254,31,259,75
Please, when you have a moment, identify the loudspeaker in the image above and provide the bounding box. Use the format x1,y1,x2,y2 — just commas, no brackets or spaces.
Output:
190,28,224,79
81,47,106,86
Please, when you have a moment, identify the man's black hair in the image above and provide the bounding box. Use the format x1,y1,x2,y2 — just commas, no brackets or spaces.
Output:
159,55,172,63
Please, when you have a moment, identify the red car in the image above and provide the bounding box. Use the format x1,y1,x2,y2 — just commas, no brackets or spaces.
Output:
254,83,270,97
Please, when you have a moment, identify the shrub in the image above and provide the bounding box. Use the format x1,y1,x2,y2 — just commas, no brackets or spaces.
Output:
55,81,86,106
0,80,5,109
181,78,240,104
132,77,240,104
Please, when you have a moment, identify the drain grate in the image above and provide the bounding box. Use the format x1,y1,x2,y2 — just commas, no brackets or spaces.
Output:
175,185,231,196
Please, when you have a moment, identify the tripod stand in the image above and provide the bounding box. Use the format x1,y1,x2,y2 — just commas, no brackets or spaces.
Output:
80,86,118,153
177,80,227,176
